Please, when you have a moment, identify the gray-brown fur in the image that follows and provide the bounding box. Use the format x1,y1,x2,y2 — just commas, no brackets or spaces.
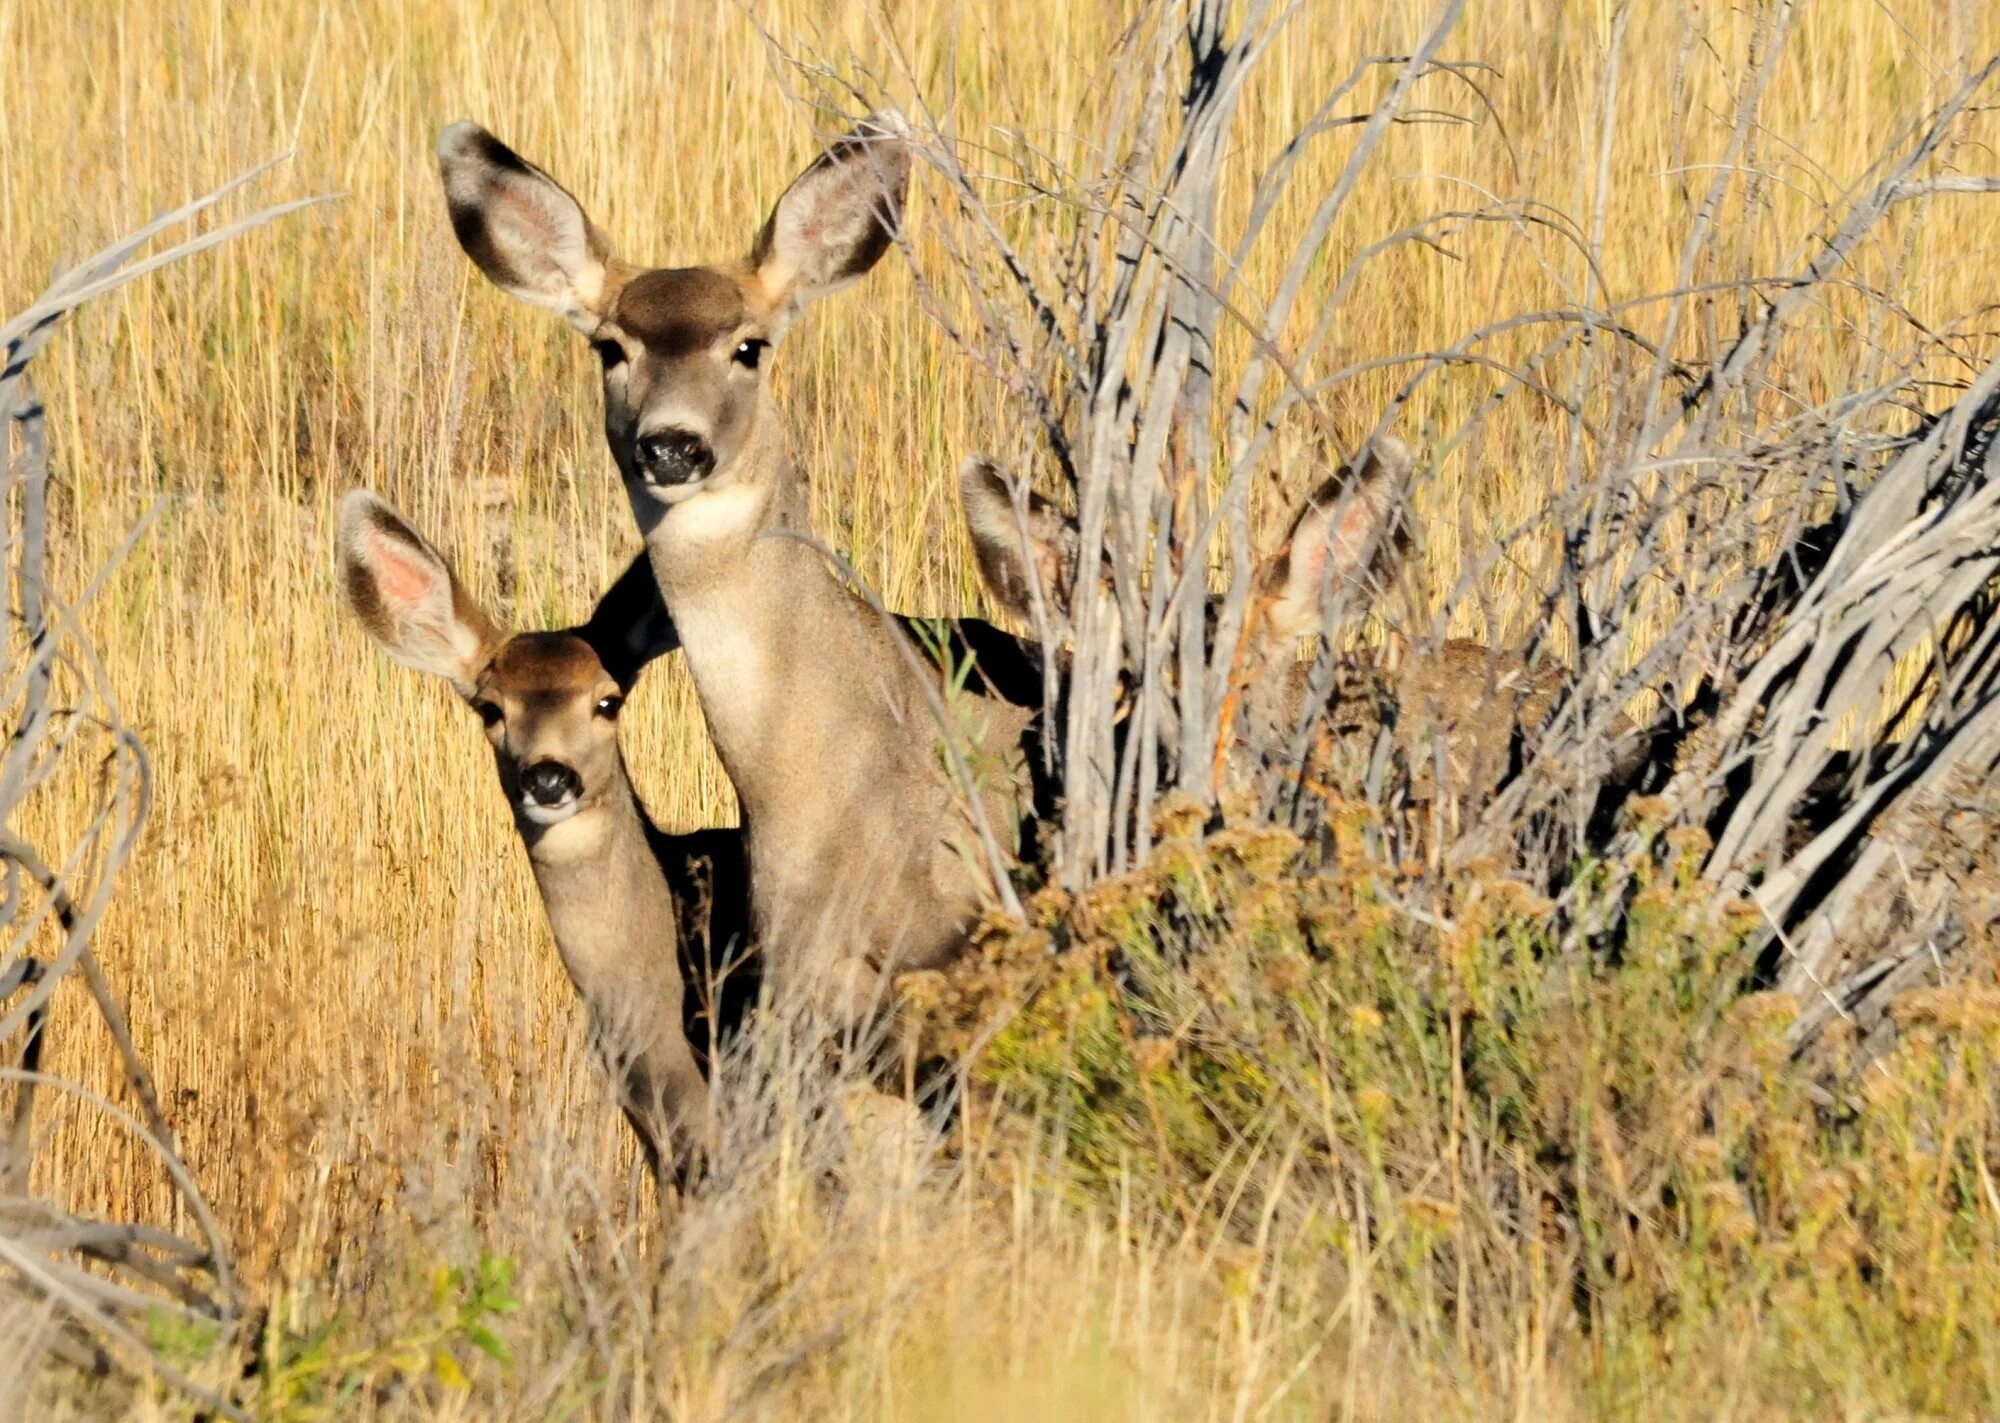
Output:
438,115,1038,1029
1244,638,1577,817
611,268,750,357
958,457,1084,643
337,491,724,1183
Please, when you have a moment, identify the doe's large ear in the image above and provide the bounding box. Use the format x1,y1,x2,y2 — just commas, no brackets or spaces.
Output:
577,552,679,691
750,111,910,316
437,121,617,331
958,456,1079,630
339,491,502,697
1259,436,1411,647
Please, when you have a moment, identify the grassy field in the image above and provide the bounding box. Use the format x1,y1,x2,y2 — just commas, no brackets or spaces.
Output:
6,0,2000,1416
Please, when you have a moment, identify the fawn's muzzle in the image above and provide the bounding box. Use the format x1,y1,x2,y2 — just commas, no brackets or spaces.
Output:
520,760,582,809
634,428,715,487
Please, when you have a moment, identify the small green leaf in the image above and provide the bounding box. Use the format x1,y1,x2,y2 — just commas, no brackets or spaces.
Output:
466,1323,512,1365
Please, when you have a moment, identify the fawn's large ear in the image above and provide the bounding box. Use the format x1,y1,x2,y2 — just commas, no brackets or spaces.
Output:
1259,437,1411,646
437,121,619,331
577,552,678,691
959,456,1078,629
339,492,502,697
750,111,909,319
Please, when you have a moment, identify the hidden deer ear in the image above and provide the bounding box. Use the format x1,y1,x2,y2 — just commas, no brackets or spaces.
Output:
958,455,1078,630
437,121,620,332
577,552,678,691
1259,437,1410,647
338,491,502,697
750,111,910,317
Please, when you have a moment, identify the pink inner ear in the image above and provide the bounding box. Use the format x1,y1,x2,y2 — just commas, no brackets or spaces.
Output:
792,168,866,251
1034,542,1066,601
1288,518,1332,592
365,528,438,610
494,177,561,249
1326,499,1377,571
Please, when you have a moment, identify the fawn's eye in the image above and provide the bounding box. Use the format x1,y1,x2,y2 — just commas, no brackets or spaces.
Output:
592,339,627,369
732,338,768,371
594,695,624,719
473,700,503,728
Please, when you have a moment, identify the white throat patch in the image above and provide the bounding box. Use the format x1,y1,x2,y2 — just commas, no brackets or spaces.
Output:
654,479,766,556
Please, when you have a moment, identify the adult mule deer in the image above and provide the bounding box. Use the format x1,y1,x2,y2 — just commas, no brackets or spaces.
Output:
959,439,1626,833
339,492,749,1185
435,116,1040,1032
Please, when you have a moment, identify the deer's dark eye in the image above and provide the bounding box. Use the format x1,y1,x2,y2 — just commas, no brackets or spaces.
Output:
473,700,503,728
592,339,627,369
594,694,624,719
732,338,768,371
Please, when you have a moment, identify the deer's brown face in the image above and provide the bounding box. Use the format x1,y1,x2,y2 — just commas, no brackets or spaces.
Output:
588,266,774,504
470,633,627,827
435,116,907,534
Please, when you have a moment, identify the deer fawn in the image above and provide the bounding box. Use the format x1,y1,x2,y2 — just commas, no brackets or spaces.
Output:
339,492,748,1184
959,438,1608,823
435,116,1039,1031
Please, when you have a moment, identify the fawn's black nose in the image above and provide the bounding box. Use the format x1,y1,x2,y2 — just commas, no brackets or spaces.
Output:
520,760,581,808
634,428,715,486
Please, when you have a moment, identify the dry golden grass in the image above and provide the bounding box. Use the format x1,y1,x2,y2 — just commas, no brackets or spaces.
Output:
5,0,2000,1416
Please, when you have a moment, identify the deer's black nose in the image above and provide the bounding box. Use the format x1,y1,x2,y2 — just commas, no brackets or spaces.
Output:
520,760,581,807
634,428,715,486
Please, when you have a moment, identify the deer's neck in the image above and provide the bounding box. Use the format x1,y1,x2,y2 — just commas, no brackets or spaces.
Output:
645,446,909,831
518,765,683,1013
514,762,710,1172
